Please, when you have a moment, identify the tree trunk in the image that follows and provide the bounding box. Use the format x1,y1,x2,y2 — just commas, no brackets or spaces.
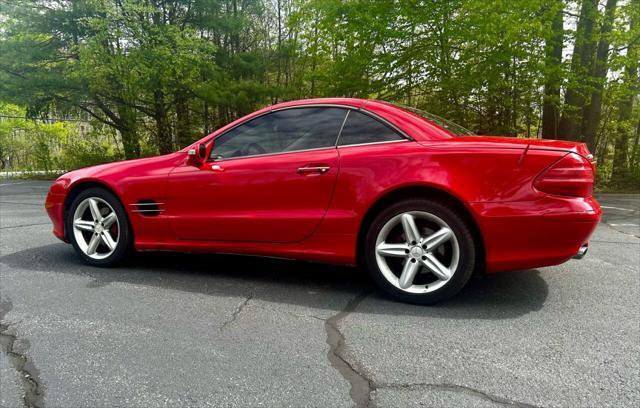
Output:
85,96,140,159
542,2,563,139
175,89,192,149
117,105,140,159
310,15,318,96
611,2,638,181
276,0,283,99
154,89,173,154
558,0,598,140
630,120,640,170
582,0,618,152
232,0,240,53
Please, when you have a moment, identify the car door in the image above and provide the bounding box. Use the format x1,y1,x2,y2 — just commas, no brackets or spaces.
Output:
167,106,348,243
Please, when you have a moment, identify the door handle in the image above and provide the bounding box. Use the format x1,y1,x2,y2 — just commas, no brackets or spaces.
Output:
297,165,330,175
211,164,224,172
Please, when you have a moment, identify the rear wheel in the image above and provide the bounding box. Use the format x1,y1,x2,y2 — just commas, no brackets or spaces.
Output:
364,199,475,304
66,188,131,266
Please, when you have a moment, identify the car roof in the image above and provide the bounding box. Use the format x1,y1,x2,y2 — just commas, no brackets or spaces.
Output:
188,98,452,150
269,97,368,110
269,98,453,141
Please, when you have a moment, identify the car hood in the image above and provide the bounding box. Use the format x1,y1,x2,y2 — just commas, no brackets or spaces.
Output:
56,152,185,191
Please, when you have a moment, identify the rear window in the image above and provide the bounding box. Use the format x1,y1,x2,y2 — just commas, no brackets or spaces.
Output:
337,111,405,146
391,103,475,136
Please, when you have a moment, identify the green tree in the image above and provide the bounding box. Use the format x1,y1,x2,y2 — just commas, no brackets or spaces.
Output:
542,0,564,139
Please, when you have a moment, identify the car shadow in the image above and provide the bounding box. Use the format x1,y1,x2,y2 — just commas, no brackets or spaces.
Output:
1,243,548,320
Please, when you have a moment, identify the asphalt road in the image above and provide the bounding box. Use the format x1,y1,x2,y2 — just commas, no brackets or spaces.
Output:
1,180,638,408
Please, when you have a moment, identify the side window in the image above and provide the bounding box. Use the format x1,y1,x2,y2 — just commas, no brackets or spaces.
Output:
211,107,347,159
337,110,405,146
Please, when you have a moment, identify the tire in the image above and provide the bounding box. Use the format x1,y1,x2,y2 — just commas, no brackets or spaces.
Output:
66,187,132,267
364,199,475,304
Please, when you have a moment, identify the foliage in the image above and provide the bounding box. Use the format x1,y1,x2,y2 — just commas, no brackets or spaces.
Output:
0,0,638,191
0,103,121,171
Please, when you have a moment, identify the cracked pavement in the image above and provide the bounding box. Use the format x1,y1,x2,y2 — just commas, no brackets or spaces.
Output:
0,181,638,407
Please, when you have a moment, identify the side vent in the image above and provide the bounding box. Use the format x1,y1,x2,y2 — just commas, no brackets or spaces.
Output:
130,200,164,216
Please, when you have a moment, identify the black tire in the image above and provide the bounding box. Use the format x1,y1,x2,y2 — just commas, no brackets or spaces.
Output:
66,187,132,267
364,199,475,304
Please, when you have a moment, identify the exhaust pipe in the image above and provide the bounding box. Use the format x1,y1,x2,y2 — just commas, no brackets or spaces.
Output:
573,244,589,260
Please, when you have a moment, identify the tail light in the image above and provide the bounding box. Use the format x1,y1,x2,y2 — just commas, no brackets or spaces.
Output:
534,153,595,197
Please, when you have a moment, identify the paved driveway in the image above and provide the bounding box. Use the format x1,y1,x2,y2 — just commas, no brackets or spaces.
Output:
1,181,638,407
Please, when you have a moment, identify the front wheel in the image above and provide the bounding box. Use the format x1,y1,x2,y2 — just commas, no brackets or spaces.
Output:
66,187,132,266
364,199,476,304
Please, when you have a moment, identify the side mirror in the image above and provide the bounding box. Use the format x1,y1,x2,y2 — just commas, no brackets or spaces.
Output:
188,143,208,166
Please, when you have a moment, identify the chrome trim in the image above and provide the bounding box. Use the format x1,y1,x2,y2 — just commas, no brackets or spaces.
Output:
131,209,166,213
271,103,358,112
130,201,165,215
210,146,338,163
297,166,330,174
210,139,415,163
572,244,589,260
336,139,412,149
336,110,350,145
206,104,416,163
208,105,351,158
129,202,165,206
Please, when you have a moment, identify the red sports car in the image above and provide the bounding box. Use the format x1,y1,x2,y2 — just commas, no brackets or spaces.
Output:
45,98,601,304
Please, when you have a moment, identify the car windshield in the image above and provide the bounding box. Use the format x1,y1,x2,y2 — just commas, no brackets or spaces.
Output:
391,103,476,136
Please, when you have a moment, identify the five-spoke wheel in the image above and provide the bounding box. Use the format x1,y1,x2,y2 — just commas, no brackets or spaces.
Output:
72,197,120,259
375,211,459,293
67,188,131,266
364,199,475,304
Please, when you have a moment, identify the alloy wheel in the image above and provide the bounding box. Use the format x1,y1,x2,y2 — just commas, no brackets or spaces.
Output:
375,211,459,294
72,197,120,260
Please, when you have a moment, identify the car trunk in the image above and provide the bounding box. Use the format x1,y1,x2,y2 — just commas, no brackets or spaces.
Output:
449,136,594,160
